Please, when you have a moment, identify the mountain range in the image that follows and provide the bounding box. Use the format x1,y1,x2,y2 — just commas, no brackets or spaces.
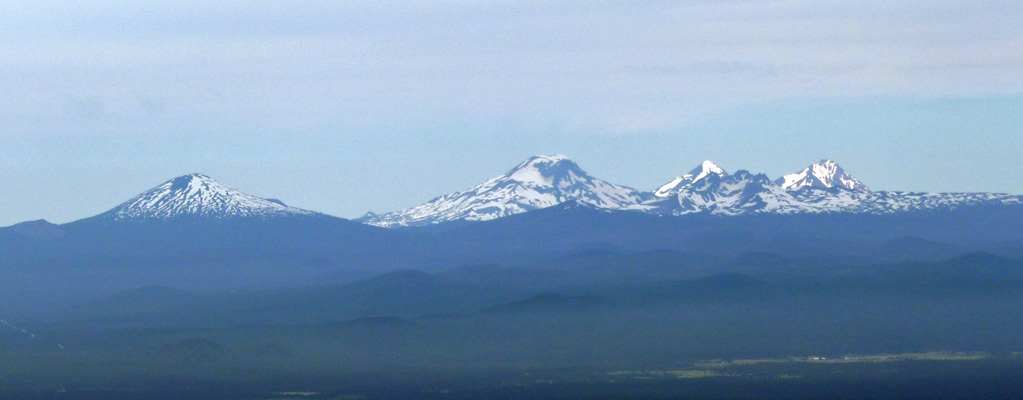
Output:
3,154,1023,400
3,154,1023,379
360,155,1023,226
1,155,1020,230
4,158,1020,296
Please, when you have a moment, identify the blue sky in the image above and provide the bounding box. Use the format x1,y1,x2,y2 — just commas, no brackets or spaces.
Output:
1,0,1021,225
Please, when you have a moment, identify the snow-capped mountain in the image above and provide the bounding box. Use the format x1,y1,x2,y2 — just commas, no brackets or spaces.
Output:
777,160,869,192
95,174,317,220
361,155,652,227
655,168,811,215
362,157,1023,226
650,160,1022,216
653,161,728,198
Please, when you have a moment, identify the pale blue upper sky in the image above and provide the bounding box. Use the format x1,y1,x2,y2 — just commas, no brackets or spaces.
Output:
1,0,1021,225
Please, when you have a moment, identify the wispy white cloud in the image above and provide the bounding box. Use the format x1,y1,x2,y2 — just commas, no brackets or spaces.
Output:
1,0,1019,138
0,0,1020,224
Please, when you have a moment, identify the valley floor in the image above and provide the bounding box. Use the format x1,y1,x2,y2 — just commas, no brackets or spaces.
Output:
4,355,1023,400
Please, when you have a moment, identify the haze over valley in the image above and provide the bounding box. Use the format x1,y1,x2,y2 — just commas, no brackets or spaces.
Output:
3,155,1023,399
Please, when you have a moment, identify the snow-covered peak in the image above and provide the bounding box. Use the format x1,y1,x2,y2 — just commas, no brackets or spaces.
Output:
358,156,1022,227
362,155,651,227
654,160,729,198
525,153,571,163
776,160,869,192
98,173,316,220
691,160,726,181
663,168,811,215
504,154,584,186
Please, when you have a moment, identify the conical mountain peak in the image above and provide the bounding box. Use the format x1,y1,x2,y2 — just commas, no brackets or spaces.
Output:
522,154,572,164
98,174,315,220
363,155,650,227
166,173,224,193
689,160,727,180
505,154,587,186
